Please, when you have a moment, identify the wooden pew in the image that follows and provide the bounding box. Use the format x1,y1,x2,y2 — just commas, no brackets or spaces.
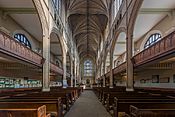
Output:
93,87,126,101
104,92,152,110
0,88,41,99
130,104,175,117
0,87,82,117
113,97,175,117
1,88,78,112
93,86,175,117
0,98,63,117
50,87,83,99
0,105,46,117
10,92,71,111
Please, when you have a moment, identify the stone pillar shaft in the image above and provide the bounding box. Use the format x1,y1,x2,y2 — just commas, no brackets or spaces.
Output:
74,61,77,87
103,75,106,87
126,33,134,91
70,60,73,87
63,53,67,80
42,35,50,92
109,51,113,88
102,63,106,87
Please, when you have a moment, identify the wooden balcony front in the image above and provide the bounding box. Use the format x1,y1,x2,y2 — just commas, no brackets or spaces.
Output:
0,31,42,67
104,71,110,78
134,31,175,67
50,62,63,75
113,62,126,75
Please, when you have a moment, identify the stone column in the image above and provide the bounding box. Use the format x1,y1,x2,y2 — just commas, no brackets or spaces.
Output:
70,60,73,87
63,51,67,88
42,35,50,92
99,64,102,87
103,75,106,87
109,51,113,88
102,62,106,87
126,33,134,91
74,60,77,87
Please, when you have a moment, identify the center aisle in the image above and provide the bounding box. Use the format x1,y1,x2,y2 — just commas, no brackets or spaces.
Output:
65,90,111,117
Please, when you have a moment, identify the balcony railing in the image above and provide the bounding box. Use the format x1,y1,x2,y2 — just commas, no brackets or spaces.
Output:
0,31,42,67
105,71,110,78
50,62,71,77
113,62,126,74
134,31,175,66
0,30,71,76
102,30,175,76
50,62,63,75
66,72,71,78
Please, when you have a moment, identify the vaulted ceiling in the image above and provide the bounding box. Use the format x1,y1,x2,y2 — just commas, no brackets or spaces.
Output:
66,0,112,59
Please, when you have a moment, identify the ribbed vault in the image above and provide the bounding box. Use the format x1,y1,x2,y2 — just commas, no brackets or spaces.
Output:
66,0,111,59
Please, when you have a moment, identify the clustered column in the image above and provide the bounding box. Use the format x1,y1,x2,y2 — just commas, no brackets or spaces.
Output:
70,60,74,87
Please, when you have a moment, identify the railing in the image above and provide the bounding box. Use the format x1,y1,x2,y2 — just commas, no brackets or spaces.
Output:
66,72,71,78
0,31,42,67
134,31,175,66
50,62,71,77
105,71,110,78
0,30,72,76
113,62,126,74
50,62,63,75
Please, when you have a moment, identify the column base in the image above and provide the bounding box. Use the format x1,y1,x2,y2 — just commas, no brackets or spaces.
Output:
126,88,134,92
42,88,50,92
109,86,113,89
103,86,106,87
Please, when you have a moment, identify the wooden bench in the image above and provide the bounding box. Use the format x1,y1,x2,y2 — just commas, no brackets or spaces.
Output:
11,91,71,111
0,88,41,99
0,105,46,117
50,87,83,99
104,91,157,110
113,97,175,117
130,104,175,117
0,98,63,117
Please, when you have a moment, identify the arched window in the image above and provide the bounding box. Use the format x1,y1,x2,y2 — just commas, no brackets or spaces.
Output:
14,33,32,49
144,33,161,49
84,60,93,76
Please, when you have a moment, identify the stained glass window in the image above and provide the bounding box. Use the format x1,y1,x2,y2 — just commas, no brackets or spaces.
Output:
84,60,93,76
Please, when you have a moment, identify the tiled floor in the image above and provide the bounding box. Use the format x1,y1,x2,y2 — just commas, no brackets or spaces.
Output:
65,90,112,117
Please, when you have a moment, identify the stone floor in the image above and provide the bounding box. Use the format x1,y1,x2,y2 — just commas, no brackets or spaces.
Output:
65,90,112,117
